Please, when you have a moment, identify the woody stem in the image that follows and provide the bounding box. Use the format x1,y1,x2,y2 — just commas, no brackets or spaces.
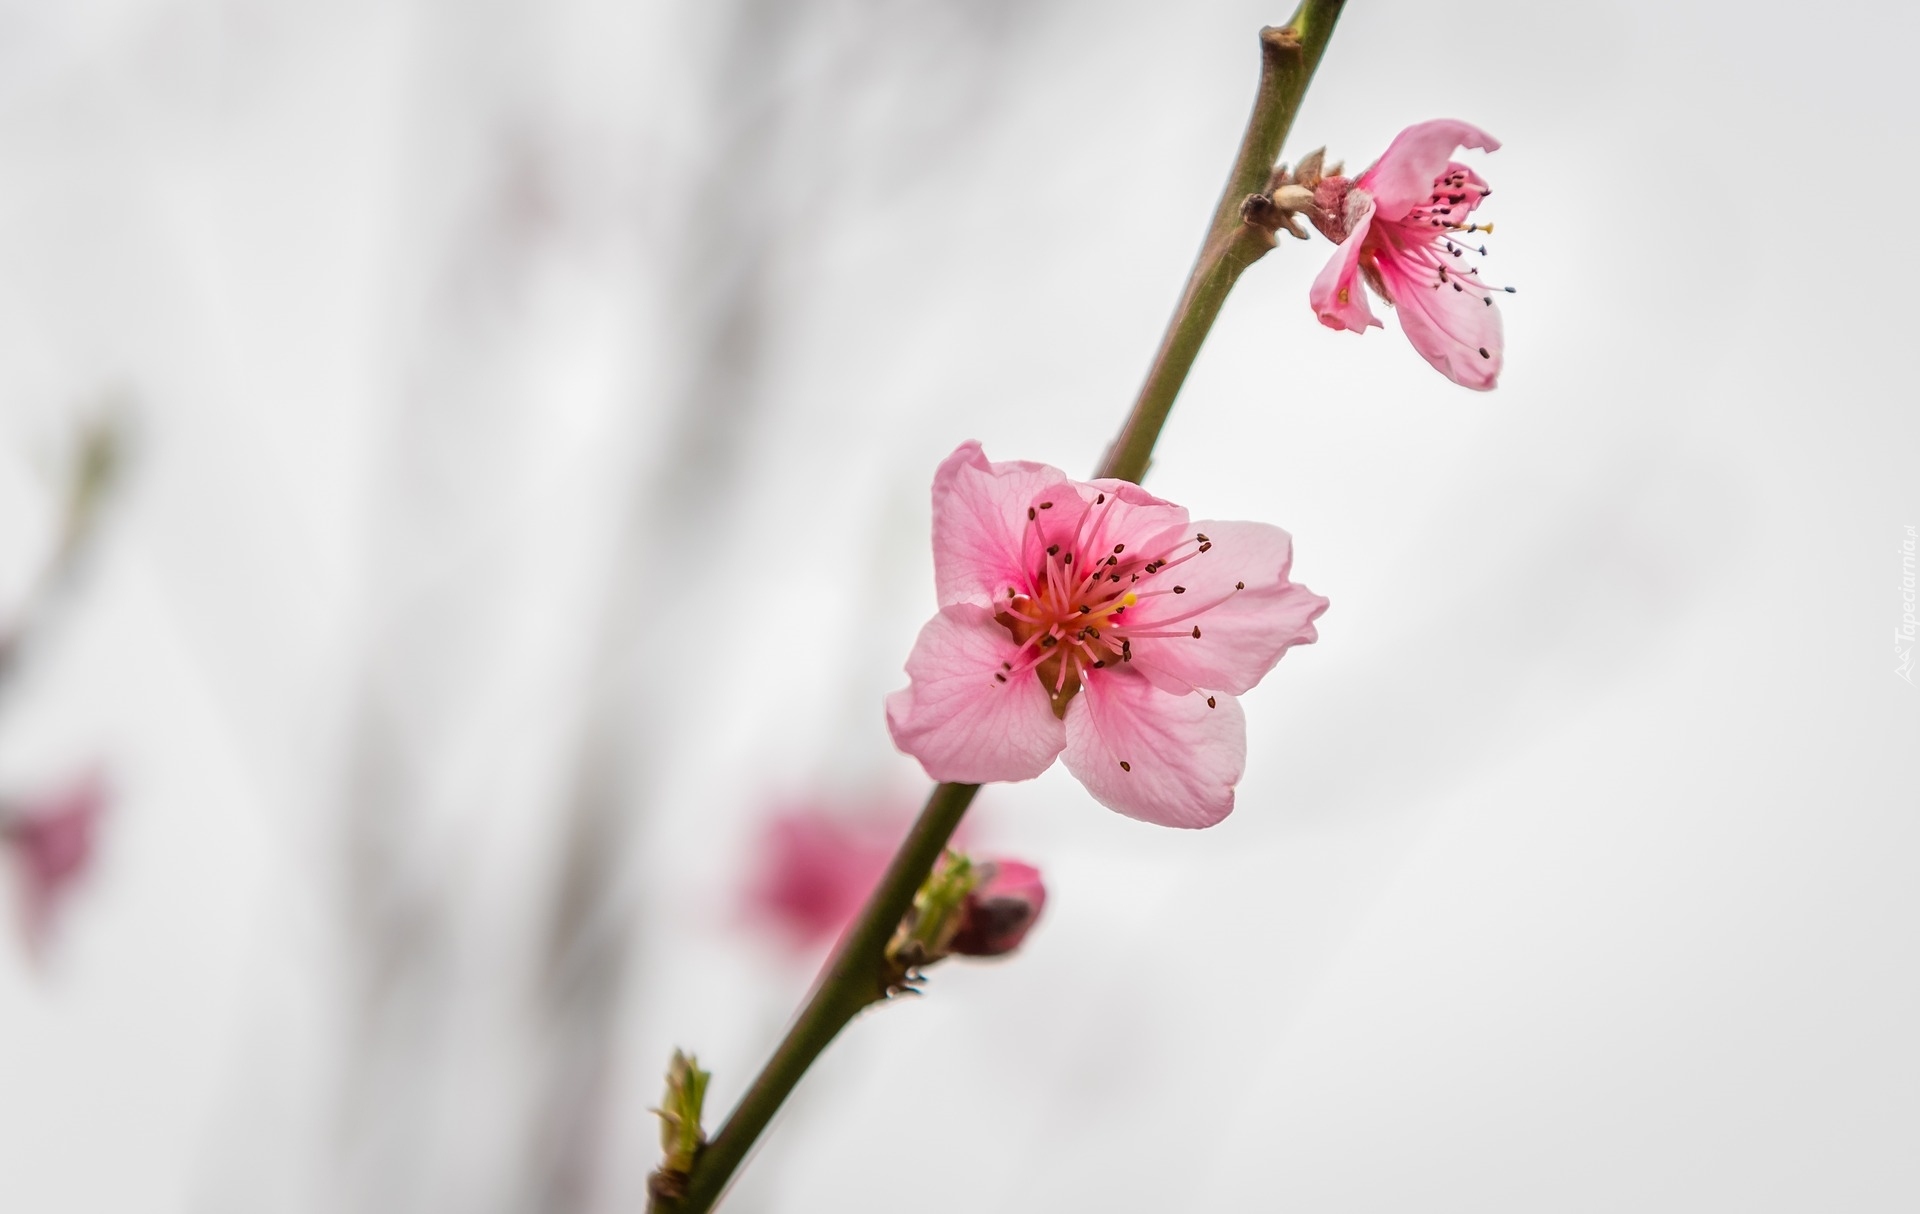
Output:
650,4,1345,1209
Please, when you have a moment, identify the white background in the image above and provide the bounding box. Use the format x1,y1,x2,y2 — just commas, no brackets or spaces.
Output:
0,1,1914,1211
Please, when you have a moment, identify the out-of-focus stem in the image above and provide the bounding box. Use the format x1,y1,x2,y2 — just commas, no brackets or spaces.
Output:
652,5,1345,1208
1099,0,1346,483
0,416,123,698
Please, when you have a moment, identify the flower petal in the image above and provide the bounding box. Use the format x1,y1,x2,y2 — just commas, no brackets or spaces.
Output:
1073,478,1191,566
1377,252,1505,391
1309,205,1383,334
1061,670,1246,829
1358,119,1500,218
1122,521,1328,695
887,603,1066,783
931,441,1078,609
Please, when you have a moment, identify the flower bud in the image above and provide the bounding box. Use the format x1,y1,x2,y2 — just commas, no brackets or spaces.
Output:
947,859,1046,958
651,1049,710,1191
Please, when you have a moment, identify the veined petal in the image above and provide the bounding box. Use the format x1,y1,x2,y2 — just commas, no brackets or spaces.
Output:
1309,206,1383,334
1123,521,1328,695
1061,670,1246,829
1358,119,1500,218
932,441,1078,608
1377,252,1504,391
887,603,1066,784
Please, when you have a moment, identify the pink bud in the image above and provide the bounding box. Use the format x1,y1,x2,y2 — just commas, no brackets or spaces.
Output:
948,859,1046,958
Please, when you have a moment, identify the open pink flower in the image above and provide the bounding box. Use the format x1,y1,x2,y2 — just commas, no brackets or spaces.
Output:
887,442,1327,829
2,771,105,954
1307,119,1509,390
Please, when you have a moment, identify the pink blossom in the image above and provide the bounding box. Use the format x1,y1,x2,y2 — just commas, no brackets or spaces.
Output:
1307,119,1509,390
948,859,1046,958
2,771,105,954
887,442,1327,828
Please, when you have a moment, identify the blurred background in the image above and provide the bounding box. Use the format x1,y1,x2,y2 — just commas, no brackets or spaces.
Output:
1,0,1915,1210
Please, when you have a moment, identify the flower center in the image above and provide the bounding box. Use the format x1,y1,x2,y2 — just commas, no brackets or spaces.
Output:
992,494,1241,718
1375,167,1515,317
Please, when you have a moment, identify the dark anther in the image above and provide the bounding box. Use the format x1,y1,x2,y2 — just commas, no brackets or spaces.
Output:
1173,586,1186,594
1119,761,1132,772
1478,347,1491,358
1079,605,1093,614
1192,626,1201,638
1063,553,1073,566
1047,544,1059,556
1207,696,1217,708
1040,501,1054,510
1199,542,1212,553
1196,533,1210,543
1096,493,1106,504
1113,544,1125,554
1002,661,1013,670
994,672,1008,683
1042,636,1057,647
1235,581,1245,590
1027,507,1036,520
1093,660,1106,668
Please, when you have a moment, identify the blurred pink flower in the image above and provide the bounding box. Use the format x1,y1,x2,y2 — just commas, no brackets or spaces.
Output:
746,809,901,950
948,859,1046,958
2,771,105,954
1307,119,1509,390
887,442,1326,828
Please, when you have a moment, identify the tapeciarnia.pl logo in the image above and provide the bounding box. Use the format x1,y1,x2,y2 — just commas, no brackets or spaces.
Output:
1898,525,1916,685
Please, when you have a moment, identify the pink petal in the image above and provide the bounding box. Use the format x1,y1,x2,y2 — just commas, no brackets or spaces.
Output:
1061,669,1246,829
887,603,1066,784
1069,478,1191,571
1377,253,1505,391
1308,206,1383,334
1358,119,1501,218
931,441,1079,609
1123,521,1328,695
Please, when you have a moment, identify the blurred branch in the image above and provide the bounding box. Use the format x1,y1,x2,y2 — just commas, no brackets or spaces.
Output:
651,9,1348,1207
1099,0,1345,484
0,415,126,700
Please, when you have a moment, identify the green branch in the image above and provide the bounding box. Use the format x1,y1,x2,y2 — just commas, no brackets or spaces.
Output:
650,5,1345,1207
